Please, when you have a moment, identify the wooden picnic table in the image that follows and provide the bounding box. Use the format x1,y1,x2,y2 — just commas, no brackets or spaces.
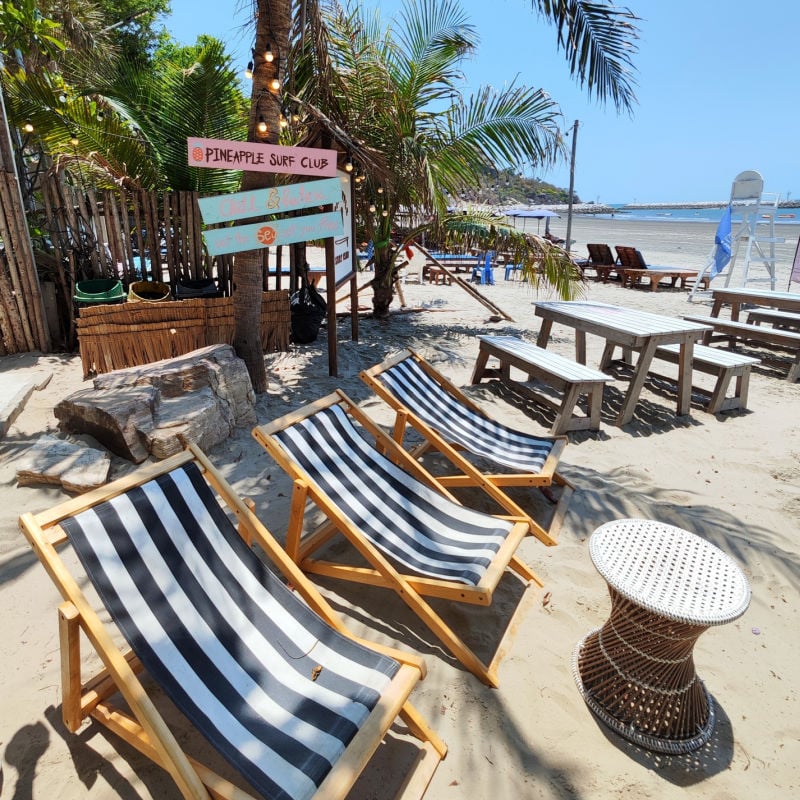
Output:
710,287,800,319
534,301,711,426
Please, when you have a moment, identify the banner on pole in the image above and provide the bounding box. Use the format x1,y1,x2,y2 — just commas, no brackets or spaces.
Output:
198,177,342,224
187,137,337,177
203,211,343,256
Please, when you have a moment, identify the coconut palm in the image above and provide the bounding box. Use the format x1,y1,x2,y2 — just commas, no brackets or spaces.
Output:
290,0,567,315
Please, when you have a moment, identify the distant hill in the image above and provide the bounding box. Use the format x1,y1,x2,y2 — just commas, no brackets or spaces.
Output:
458,169,579,207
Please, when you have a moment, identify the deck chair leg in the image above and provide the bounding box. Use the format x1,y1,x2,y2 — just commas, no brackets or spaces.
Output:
59,602,83,733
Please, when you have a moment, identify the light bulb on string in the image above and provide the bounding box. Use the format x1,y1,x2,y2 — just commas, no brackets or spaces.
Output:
256,116,268,135
23,121,34,133
377,185,384,194
381,209,388,217
270,76,280,92
70,134,79,146
344,158,353,173
264,44,274,62
244,61,254,79
368,201,376,213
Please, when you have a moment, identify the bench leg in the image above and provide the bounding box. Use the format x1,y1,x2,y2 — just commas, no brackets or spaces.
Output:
788,355,800,382
587,384,604,429
706,368,734,414
737,369,751,408
551,384,583,435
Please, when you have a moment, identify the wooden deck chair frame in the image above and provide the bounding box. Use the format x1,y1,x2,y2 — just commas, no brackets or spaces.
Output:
19,443,445,800
252,391,536,688
360,349,573,546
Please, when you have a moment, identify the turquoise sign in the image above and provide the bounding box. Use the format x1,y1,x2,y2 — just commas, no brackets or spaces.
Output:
198,177,343,225
203,211,344,256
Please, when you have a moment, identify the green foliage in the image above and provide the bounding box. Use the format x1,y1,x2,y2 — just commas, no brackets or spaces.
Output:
5,35,247,191
0,0,66,64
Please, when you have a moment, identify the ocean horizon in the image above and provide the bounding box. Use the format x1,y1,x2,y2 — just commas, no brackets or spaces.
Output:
577,205,800,225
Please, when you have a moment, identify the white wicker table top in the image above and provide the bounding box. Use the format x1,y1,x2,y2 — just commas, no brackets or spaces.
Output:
589,519,751,626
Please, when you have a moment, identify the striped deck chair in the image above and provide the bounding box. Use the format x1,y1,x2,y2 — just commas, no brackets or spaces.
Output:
19,444,445,800
252,391,536,688
360,349,574,546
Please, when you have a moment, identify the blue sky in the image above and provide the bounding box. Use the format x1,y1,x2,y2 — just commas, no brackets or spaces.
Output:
163,0,800,205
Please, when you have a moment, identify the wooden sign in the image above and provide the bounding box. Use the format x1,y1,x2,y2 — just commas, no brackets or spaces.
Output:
187,137,337,176
198,177,342,225
203,211,343,256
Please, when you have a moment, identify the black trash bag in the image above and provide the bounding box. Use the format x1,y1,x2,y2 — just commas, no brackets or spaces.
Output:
290,274,327,344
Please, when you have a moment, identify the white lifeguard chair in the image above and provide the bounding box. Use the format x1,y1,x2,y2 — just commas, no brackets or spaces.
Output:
690,170,785,300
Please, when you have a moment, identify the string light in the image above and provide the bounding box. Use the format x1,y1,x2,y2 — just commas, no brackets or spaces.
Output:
23,121,34,133
256,116,268,135
377,185,384,194
344,158,353,173
264,43,274,62
368,200,376,213
381,209,389,217
270,75,280,92
244,61,254,79
70,134,79,146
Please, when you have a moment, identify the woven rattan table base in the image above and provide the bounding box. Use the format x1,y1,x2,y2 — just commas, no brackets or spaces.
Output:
573,589,715,754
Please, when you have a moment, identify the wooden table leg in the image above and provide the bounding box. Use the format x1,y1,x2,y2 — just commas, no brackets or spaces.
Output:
575,330,587,364
536,319,553,347
470,347,490,383
676,340,694,415
615,339,658,425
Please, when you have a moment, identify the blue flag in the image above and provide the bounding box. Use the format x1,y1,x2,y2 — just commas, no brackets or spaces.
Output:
710,204,732,277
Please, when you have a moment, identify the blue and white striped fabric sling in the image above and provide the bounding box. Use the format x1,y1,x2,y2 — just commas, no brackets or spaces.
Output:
376,357,555,472
59,461,399,800
271,404,514,586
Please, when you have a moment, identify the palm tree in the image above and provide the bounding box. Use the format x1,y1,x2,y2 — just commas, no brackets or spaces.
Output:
232,0,291,393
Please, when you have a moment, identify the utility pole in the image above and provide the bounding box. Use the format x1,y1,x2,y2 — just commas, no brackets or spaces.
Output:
565,119,578,254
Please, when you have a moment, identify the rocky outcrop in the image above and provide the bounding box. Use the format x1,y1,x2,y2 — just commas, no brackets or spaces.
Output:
55,345,256,462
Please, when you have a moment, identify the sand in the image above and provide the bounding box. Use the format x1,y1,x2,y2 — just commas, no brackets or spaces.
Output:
1,217,798,799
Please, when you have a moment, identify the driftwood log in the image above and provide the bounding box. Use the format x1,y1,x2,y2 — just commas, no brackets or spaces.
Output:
55,344,256,462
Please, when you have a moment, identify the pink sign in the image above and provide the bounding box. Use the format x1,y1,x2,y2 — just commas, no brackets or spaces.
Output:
187,137,337,177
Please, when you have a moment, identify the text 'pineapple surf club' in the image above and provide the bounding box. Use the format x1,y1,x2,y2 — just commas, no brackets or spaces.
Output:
187,137,338,177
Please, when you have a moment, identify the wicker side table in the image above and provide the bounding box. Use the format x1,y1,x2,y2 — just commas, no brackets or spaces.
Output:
573,518,751,754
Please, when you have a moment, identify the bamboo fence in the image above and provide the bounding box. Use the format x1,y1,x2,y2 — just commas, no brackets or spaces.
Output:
0,163,51,356
36,176,244,348
76,291,290,378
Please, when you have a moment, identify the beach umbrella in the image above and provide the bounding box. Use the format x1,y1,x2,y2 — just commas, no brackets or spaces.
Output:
508,208,560,233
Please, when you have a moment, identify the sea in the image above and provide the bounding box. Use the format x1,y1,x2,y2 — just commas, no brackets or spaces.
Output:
586,205,800,226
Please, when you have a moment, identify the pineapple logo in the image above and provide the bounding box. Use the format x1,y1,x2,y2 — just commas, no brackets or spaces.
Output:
191,145,204,162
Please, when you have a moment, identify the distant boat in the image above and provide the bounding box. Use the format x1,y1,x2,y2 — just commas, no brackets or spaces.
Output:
777,213,796,219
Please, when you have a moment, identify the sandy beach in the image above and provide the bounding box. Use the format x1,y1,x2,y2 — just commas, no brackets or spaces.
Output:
1,216,798,799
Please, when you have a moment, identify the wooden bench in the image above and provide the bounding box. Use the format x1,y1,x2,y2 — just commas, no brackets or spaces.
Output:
651,343,760,413
683,315,800,382
471,335,613,434
745,308,800,331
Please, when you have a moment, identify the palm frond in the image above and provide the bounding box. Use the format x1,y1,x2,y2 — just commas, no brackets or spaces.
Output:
534,0,639,113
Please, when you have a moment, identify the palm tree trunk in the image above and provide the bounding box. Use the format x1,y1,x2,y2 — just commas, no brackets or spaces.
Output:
233,0,291,393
